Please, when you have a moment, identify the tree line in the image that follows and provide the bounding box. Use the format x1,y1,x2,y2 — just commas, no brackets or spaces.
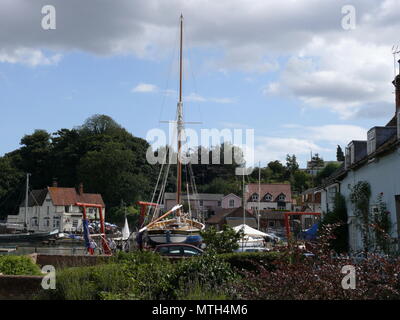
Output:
0,114,343,224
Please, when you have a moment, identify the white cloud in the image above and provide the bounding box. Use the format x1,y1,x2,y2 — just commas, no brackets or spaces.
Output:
253,136,329,165
0,48,61,66
132,83,158,93
282,124,368,144
1,0,399,119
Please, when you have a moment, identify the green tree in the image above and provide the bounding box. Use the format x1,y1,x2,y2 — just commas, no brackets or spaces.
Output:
285,154,299,175
321,193,349,253
315,162,341,185
336,145,345,162
200,225,244,254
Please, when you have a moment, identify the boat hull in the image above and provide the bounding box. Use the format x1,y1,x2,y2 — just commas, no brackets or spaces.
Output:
147,230,202,246
0,230,59,243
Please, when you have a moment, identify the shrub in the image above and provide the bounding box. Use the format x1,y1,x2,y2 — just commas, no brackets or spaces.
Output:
201,225,244,254
37,263,132,300
219,251,282,272
0,255,41,276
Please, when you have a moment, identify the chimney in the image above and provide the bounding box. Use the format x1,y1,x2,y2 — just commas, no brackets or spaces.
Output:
79,182,84,195
52,179,58,187
393,59,400,115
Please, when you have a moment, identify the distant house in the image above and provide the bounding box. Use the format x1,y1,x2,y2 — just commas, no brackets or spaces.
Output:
205,207,256,230
301,159,343,176
318,62,400,252
245,183,292,213
259,211,286,232
164,192,224,218
7,183,105,233
300,187,322,213
221,193,242,209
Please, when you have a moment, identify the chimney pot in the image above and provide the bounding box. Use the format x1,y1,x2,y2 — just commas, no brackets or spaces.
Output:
79,183,83,195
52,179,58,187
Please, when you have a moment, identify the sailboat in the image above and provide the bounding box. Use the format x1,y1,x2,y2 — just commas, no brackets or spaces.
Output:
140,15,205,246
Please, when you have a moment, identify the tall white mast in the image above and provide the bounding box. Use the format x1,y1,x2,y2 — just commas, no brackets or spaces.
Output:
176,14,184,212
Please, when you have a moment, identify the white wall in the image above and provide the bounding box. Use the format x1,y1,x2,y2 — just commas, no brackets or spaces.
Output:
340,149,400,251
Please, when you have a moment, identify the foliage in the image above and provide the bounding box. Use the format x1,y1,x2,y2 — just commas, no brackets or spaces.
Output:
200,225,244,254
372,193,392,254
0,255,42,276
0,114,158,221
336,145,345,162
219,251,282,272
349,181,372,252
315,162,341,185
228,225,400,300
173,252,236,293
37,263,131,300
320,193,349,253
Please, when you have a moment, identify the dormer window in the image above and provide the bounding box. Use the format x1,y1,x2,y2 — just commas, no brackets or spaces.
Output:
277,194,286,201
264,193,272,201
367,129,376,155
251,193,259,201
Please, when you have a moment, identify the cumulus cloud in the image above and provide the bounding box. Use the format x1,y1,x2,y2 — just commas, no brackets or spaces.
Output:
281,123,368,144
0,48,61,66
132,83,158,93
1,0,399,118
253,136,329,165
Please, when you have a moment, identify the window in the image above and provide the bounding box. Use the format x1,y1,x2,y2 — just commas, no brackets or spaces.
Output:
199,200,203,206
65,206,70,213
367,130,376,155
31,217,38,227
53,217,60,229
72,219,78,229
264,194,272,201
44,217,50,227
229,199,235,207
169,247,183,255
278,194,286,201
251,193,259,201
328,186,337,203
47,206,50,215
183,248,201,256
217,201,221,207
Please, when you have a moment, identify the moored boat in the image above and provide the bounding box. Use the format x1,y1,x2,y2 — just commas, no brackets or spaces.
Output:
0,229,59,243
138,17,206,246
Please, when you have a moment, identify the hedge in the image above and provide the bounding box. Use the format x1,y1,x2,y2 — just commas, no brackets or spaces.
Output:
0,255,42,276
219,251,283,272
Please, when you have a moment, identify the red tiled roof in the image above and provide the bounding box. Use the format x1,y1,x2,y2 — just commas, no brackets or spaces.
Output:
48,187,105,207
245,183,292,202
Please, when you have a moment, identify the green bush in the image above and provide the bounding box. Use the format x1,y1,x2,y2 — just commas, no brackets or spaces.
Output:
0,255,41,276
201,225,244,254
219,252,282,272
37,263,132,300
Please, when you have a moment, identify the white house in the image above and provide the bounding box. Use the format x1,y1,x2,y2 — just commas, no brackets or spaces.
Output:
7,183,105,233
245,183,292,213
319,63,400,252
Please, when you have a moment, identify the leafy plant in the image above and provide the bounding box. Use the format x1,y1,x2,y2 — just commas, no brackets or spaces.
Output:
200,225,244,254
0,255,41,276
320,193,349,253
349,181,372,252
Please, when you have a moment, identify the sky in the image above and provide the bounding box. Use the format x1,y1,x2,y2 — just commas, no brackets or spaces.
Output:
0,0,399,168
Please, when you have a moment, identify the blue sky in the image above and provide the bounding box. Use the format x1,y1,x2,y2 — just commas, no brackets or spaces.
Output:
1,0,399,167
